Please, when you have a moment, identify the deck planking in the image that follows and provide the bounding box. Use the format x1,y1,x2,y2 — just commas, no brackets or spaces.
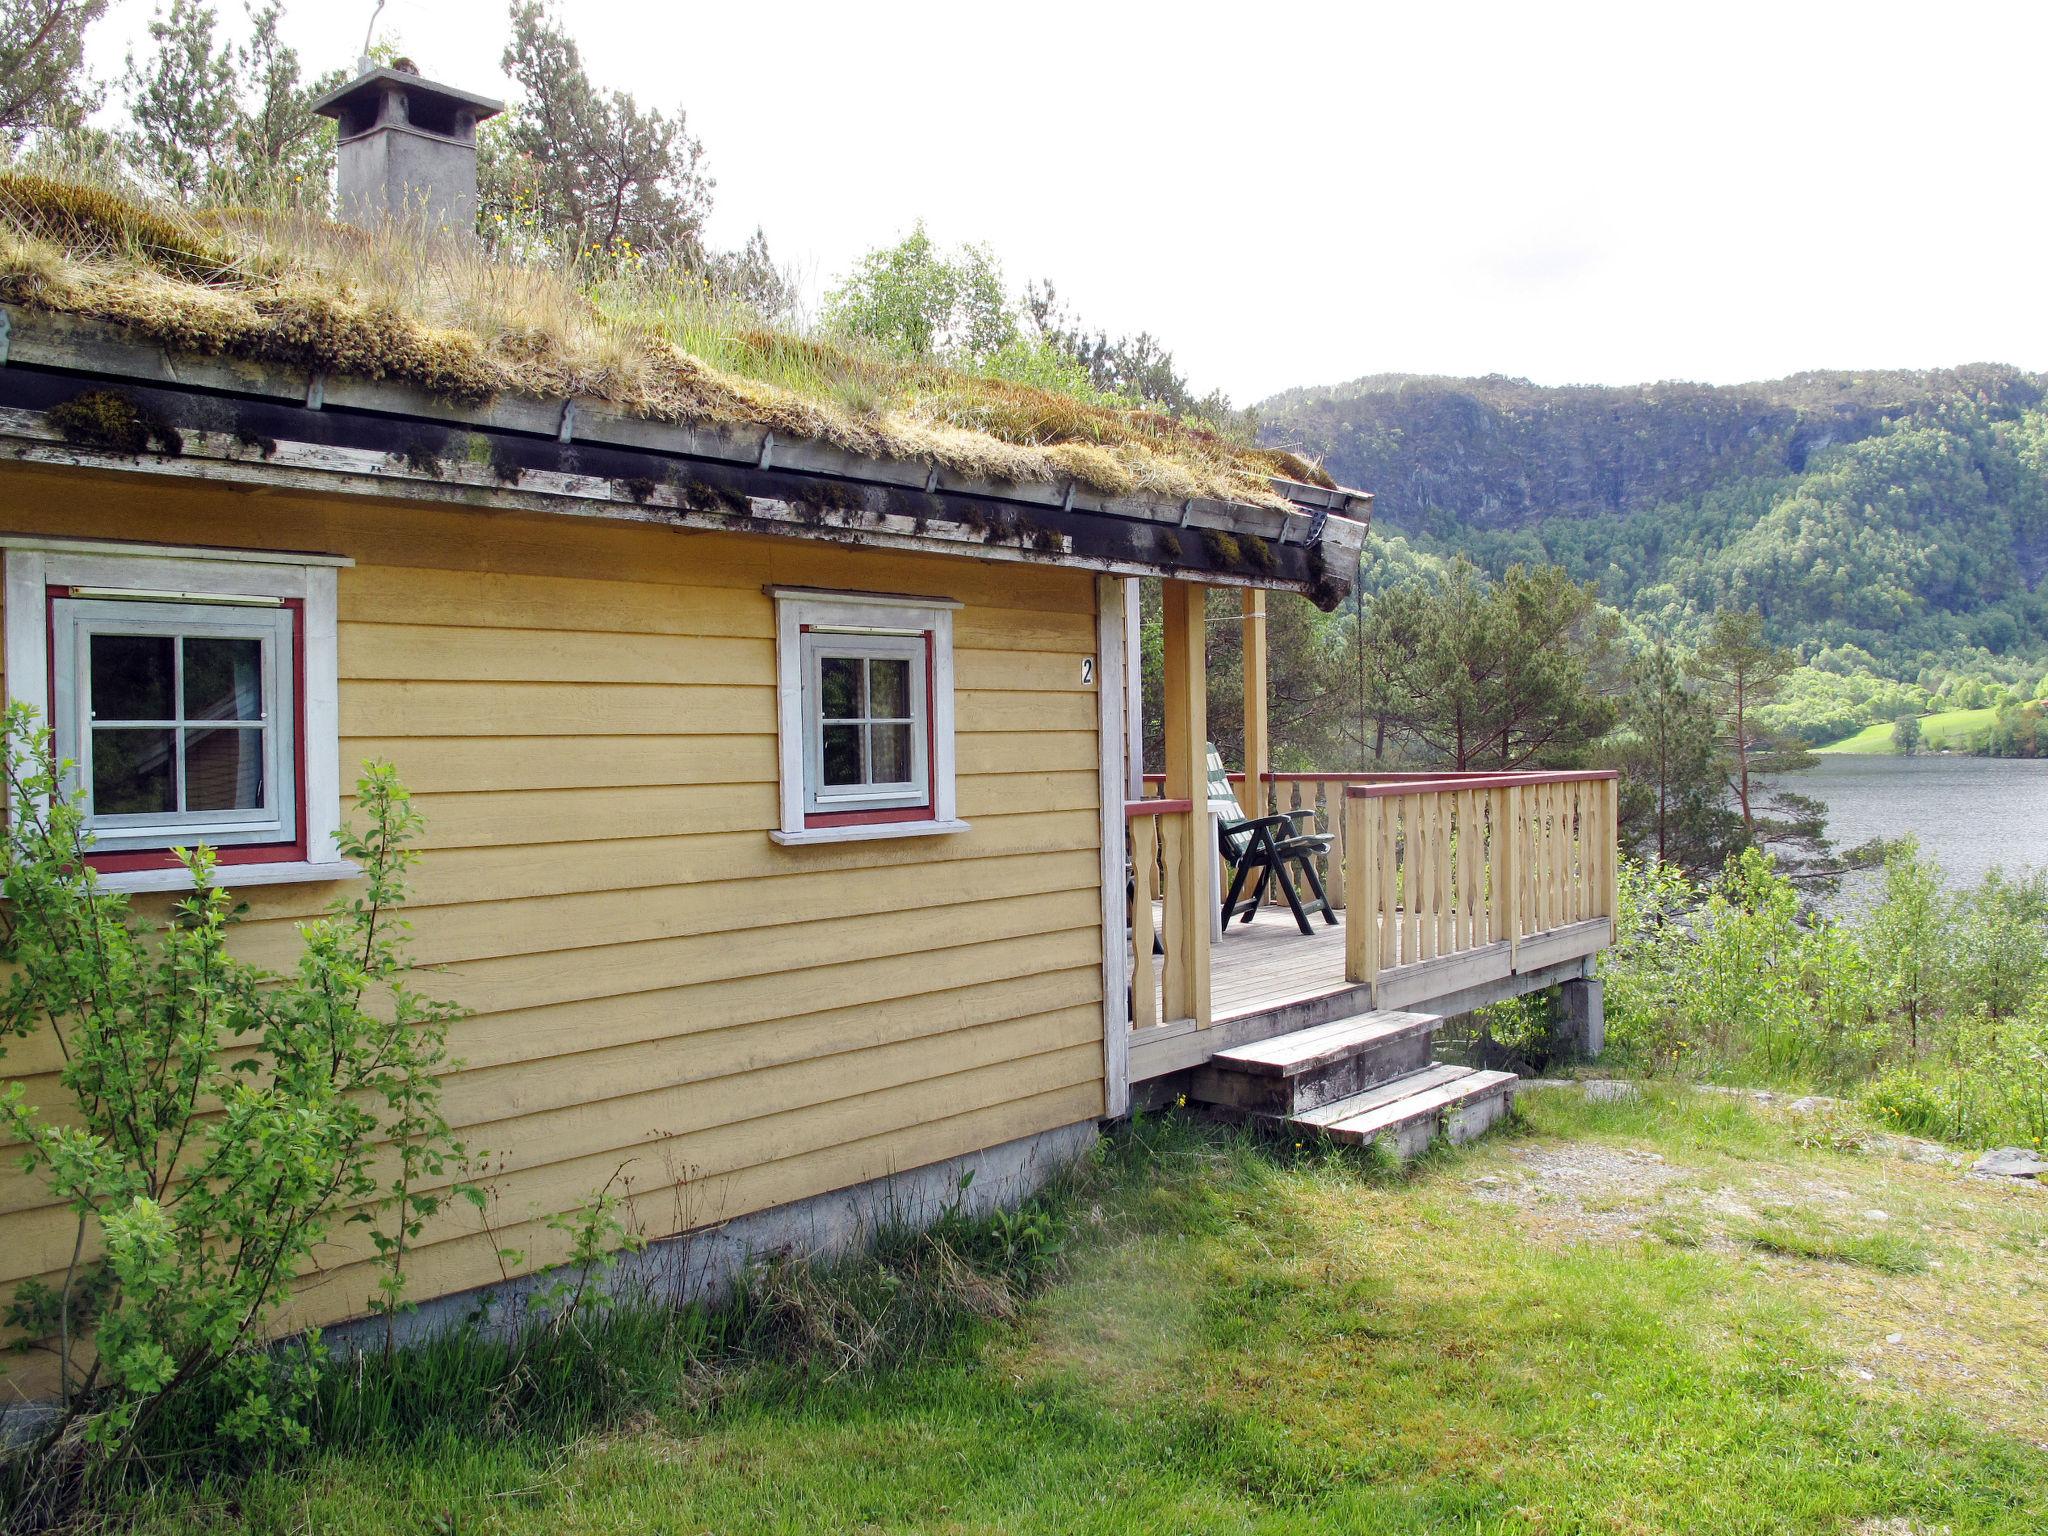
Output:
1150,903,1356,1022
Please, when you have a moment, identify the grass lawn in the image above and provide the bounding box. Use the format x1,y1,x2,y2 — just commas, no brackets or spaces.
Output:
1817,706,2000,754
128,1089,2048,1534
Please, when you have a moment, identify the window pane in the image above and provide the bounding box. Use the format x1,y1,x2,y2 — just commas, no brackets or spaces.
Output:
183,637,264,722
822,723,862,786
92,728,175,814
870,722,913,784
90,634,173,721
184,726,266,811
820,657,861,719
868,657,910,719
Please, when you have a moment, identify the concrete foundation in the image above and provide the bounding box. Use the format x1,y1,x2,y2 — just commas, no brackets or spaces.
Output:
322,1117,1102,1357
1555,972,1605,1060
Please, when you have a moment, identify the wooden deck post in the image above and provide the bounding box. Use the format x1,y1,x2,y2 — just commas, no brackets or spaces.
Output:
1239,589,1268,820
1603,773,1620,941
1503,783,1523,969
1161,580,1212,1026
1123,577,1143,800
1095,574,1132,1117
1345,792,1380,996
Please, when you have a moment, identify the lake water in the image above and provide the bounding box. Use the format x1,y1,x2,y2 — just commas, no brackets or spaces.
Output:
1770,755,2048,910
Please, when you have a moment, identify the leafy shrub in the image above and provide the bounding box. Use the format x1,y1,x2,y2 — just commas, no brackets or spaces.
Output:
1601,839,2048,1147
1604,848,1879,1081
1445,991,1567,1075
1955,869,2048,1019
1862,1068,1985,1145
1982,1003,2048,1147
0,705,468,1517
1601,857,1701,1068
1863,1006,2048,1151
934,1175,1071,1287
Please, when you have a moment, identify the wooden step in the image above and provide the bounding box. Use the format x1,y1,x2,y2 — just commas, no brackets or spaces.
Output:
1289,1066,1519,1160
1189,1010,1440,1116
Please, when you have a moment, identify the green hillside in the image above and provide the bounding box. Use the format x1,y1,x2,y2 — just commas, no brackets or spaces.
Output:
1814,707,2001,754
1260,369,2048,744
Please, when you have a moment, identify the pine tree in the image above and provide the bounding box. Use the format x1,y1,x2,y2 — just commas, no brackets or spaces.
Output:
1373,558,1613,771
1616,642,1732,875
1690,608,1794,838
231,2,339,207
121,0,236,201
0,0,108,148
491,0,713,261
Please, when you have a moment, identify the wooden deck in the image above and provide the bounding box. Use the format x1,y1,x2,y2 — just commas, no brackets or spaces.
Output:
1135,905,1372,1080
1133,902,1610,1084
1146,903,1360,1025
1209,906,1354,1021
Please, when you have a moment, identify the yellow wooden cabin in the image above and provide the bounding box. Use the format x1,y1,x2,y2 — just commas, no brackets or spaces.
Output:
0,65,1618,1396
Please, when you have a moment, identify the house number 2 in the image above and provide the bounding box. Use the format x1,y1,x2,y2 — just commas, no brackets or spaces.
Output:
1081,657,1095,685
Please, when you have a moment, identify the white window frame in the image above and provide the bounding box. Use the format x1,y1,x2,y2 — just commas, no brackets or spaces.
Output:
770,586,966,846
3,536,357,893
801,631,929,814
53,596,299,852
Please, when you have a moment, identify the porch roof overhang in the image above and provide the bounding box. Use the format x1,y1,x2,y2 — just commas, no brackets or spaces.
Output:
0,305,1372,608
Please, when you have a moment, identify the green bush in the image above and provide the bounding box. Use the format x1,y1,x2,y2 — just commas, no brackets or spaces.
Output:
1600,839,2048,1147
1601,858,1701,1068
0,704,469,1518
1862,1067,1986,1145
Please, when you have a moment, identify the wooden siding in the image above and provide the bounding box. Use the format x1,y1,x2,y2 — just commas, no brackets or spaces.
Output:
0,466,1107,1379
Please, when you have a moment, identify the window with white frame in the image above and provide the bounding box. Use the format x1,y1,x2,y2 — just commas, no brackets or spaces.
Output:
771,588,964,845
54,597,298,853
3,538,352,888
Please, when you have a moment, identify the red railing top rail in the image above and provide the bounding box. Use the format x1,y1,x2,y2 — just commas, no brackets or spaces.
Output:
1140,769,1614,788
1277,771,1533,783
1345,769,1618,798
1126,797,1192,817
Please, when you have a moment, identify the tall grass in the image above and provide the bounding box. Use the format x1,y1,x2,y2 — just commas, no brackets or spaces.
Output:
0,167,1308,504
7,1127,1169,1529
5,1108,1415,1533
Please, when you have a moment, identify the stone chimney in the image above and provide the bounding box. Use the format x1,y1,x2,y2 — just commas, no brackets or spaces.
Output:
310,59,503,236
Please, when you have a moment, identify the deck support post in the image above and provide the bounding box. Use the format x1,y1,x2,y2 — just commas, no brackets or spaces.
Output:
1556,962,1604,1060
1123,577,1143,800
1239,588,1268,819
1344,791,1380,1002
1095,574,1132,1117
1503,784,1523,969
1161,579,1212,1027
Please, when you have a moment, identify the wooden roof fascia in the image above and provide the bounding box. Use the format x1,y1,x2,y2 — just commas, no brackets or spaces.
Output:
0,369,1370,605
0,421,1353,600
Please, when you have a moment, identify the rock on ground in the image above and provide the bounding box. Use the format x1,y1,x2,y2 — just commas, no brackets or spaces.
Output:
1971,1147,2048,1180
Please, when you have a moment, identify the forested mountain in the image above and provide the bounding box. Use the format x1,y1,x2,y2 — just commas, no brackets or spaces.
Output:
1259,368,2048,740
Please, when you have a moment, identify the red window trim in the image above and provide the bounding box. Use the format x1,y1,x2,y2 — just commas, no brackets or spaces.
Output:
49,585,310,873
803,629,938,830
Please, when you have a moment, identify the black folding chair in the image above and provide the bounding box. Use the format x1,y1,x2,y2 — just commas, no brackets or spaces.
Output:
1206,746,1335,936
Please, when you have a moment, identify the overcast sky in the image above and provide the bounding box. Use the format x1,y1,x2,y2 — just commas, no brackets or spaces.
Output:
80,0,2048,404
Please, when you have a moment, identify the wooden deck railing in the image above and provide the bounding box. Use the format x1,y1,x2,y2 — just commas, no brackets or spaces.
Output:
1134,766,1619,1013
1125,798,1205,1032
1258,772,1482,909
1343,770,1619,1009
1138,770,1494,913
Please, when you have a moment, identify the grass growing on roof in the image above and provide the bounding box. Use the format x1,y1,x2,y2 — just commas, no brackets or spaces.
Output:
0,170,1333,509
114,1095,2048,1535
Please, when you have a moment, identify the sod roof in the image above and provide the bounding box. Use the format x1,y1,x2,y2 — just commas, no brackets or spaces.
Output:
0,171,1343,516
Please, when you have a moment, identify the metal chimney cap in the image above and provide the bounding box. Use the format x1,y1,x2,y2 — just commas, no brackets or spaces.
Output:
310,65,504,128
